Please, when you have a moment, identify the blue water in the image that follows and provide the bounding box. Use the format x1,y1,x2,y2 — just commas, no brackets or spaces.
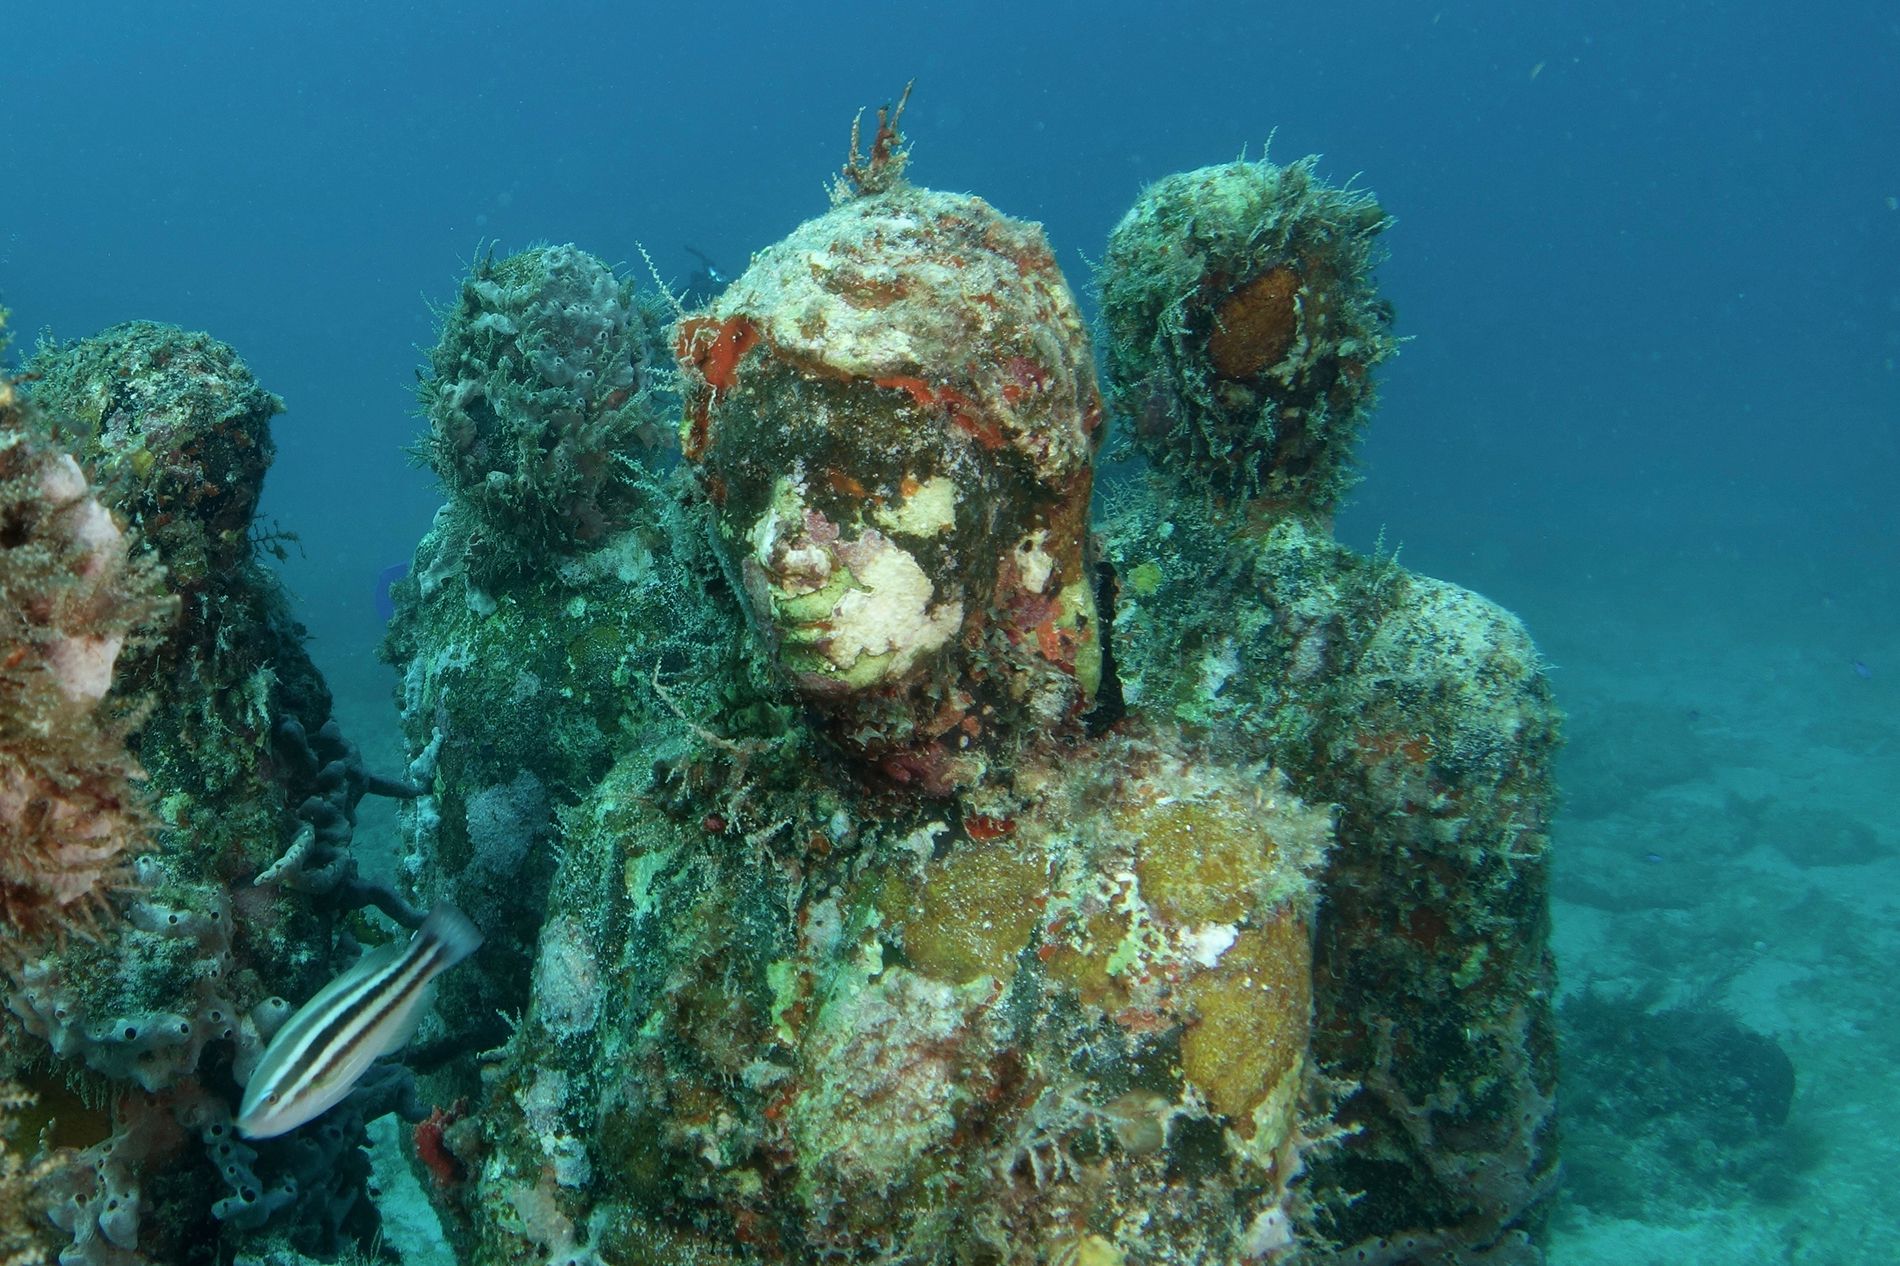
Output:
5,3,1897,1261
7,3,1894,633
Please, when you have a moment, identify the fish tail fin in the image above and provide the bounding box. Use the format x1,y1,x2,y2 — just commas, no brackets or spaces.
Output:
417,903,483,968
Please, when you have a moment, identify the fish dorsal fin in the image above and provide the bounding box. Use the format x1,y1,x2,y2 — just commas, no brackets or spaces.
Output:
329,939,408,992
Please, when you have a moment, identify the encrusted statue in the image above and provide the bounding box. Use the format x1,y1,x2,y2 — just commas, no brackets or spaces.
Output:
395,103,1559,1265
2,97,1558,1266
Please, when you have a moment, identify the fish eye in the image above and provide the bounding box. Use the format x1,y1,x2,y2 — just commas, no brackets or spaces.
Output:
266,1092,280,1104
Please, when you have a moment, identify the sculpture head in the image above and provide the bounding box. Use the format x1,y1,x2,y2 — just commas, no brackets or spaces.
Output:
678,185,1104,790
1098,156,1396,515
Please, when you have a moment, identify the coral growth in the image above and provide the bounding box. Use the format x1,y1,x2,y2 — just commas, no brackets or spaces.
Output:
1206,265,1301,379
413,1098,470,1190
1,356,174,950
1,1080,58,1266
1101,445,1561,1264
448,721,1334,1265
416,243,670,584
30,1064,414,1263
1099,156,1396,512
831,79,914,201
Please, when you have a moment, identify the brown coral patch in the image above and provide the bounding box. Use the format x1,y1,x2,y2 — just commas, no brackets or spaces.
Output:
1128,795,1277,927
1207,266,1300,380
1179,914,1311,1137
883,837,1047,985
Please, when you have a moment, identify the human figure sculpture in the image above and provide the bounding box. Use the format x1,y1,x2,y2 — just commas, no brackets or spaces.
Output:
1097,156,1561,1263
447,114,1348,1265
401,108,1558,1266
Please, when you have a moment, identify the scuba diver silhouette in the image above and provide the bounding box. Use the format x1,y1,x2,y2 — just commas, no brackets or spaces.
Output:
682,246,730,305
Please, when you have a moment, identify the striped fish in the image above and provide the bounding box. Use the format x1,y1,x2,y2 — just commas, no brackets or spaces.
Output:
237,904,482,1138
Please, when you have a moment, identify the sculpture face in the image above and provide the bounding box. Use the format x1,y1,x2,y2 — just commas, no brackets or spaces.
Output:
735,450,967,697
678,186,1105,783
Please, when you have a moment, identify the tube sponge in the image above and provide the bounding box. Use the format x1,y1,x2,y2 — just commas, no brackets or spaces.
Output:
417,244,669,581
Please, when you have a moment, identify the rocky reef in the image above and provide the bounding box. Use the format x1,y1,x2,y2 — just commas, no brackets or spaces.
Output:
1560,987,1793,1218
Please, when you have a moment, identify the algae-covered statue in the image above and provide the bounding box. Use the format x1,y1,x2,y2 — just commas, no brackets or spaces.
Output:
1097,158,1561,1262
2,89,1557,1266
3,318,435,1263
386,96,1323,1264
389,94,1558,1266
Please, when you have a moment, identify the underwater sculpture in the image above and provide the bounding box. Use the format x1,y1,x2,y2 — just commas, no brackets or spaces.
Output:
389,96,1559,1266
392,240,681,1062
2,320,430,1261
673,103,1105,789
1,94,1558,1266
1096,159,1561,1261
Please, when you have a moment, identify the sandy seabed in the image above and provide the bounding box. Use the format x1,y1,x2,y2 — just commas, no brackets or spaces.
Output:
1509,534,1897,1266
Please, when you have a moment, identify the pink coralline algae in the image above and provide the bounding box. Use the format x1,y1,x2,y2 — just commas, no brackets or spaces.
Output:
1,371,174,950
